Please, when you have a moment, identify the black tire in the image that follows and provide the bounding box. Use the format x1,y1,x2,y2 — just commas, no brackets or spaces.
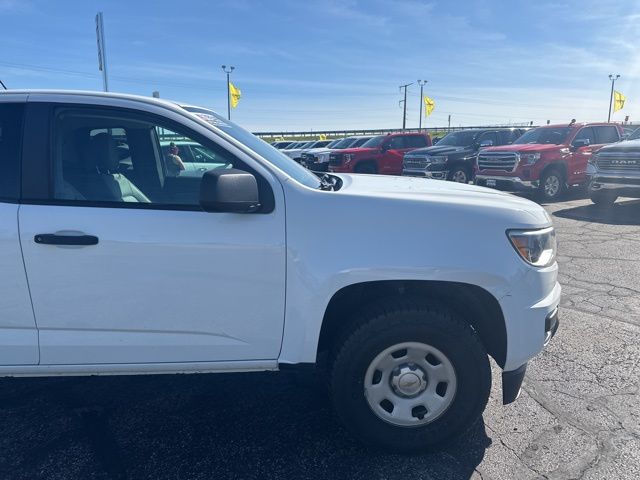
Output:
330,297,491,452
537,168,566,202
354,162,377,174
448,165,471,184
590,190,618,207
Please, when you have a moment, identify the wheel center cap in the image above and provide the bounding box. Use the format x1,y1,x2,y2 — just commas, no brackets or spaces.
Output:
398,373,421,395
391,364,427,397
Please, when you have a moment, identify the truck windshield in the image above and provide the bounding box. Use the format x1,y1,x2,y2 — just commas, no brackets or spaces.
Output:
331,137,354,149
361,136,386,147
514,127,571,145
628,127,640,140
437,130,480,147
182,106,322,189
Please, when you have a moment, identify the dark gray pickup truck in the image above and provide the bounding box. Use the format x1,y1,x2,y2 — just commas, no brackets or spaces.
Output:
587,127,640,206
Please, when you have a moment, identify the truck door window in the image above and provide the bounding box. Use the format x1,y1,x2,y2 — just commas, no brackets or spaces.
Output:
594,126,620,144
572,127,595,146
51,107,241,209
498,130,517,145
388,136,407,149
404,136,428,148
477,132,499,146
0,103,24,201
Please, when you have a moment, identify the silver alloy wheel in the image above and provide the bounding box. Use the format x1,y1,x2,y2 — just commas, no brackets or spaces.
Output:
364,342,457,427
544,174,560,197
451,169,468,183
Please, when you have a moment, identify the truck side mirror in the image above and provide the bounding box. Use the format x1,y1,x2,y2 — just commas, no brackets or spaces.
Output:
199,168,261,213
571,138,590,150
380,143,390,152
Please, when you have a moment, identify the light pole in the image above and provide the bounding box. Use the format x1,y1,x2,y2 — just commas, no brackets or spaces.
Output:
417,79,427,131
399,82,413,130
221,65,235,120
608,74,620,122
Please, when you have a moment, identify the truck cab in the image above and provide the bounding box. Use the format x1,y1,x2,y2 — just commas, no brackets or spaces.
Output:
475,122,623,201
328,132,431,175
0,90,559,452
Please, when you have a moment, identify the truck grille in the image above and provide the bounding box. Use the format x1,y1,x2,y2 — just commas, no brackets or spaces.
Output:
403,156,429,170
329,153,343,166
596,152,640,172
477,152,518,172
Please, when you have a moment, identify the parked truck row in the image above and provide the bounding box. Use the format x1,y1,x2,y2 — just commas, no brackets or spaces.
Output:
278,122,636,204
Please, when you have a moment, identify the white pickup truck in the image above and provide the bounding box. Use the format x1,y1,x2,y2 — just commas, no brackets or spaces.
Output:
0,91,560,452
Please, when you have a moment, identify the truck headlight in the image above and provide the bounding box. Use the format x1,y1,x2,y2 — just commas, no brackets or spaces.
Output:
520,153,541,164
507,227,556,267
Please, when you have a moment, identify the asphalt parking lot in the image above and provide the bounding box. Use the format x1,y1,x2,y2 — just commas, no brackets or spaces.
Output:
1,194,639,480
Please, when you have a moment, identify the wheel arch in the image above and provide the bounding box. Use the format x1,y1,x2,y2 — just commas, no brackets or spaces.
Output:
541,161,568,183
316,280,507,368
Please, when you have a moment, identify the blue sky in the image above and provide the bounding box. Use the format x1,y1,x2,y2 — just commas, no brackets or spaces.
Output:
1,0,639,131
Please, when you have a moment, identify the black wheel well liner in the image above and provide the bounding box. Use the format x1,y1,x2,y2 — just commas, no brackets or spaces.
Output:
541,162,567,181
317,280,507,368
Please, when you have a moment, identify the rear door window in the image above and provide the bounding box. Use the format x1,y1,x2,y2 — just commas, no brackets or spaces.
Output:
0,103,24,201
404,135,428,148
594,126,620,144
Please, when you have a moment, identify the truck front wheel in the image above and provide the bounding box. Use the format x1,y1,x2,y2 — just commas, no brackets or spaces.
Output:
330,298,491,452
448,165,471,184
538,168,566,201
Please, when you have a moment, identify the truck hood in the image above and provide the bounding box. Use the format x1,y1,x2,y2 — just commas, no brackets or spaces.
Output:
337,147,377,155
334,173,551,226
304,147,333,155
406,145,473,157
483,144,563,153
598,138,640,153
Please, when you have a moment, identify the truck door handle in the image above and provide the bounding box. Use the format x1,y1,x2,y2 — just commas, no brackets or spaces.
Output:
34,234,99,246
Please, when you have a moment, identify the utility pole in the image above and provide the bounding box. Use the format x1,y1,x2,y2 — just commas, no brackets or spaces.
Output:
448,114,451,132
417,80,427,131
221,65,235,120
608,74,620,122
399,82,413,130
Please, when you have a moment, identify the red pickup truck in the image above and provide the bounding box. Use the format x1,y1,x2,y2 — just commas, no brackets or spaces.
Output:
475,122,624,201
329,132,432,175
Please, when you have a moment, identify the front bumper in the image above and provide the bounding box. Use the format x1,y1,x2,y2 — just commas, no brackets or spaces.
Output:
403,168,448,179
503,308,559,405
589,172,640,197
475,175,538,191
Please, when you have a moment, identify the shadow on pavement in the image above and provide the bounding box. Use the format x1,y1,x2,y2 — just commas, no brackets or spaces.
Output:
0,372,491,480
553,198,640,225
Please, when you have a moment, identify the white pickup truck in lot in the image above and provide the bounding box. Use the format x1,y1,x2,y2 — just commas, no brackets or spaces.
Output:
0,90,560,452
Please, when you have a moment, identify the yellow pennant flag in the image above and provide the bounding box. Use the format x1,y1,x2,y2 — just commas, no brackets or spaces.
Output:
614,90,626,112
318,134,327,140
229,82,241,108
423,96,435,117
